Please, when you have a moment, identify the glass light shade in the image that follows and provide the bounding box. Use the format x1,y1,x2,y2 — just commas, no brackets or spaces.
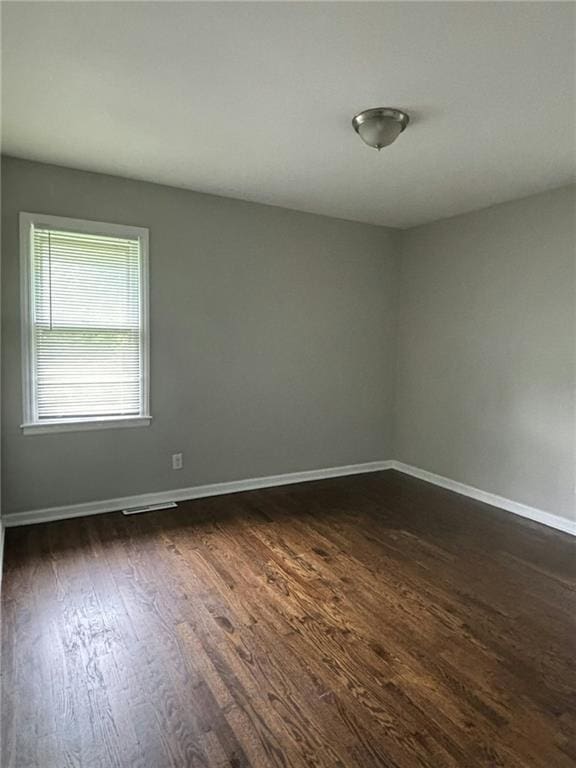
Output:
352,108,409,150
356,117,402,149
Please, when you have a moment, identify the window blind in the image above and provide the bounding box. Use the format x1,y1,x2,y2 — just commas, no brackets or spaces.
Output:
30,226,145,421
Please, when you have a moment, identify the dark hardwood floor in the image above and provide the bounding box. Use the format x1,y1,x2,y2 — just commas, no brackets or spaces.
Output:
2,470,575,767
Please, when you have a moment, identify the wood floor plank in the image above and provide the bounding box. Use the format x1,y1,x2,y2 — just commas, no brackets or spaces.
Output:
2,470,575,767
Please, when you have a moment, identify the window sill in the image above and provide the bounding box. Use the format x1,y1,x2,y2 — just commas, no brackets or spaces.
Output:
20,416,152,435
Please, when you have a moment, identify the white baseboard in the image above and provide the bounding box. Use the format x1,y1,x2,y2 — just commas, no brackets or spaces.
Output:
2,459,574,538
2,460,394,528
390,461,576,537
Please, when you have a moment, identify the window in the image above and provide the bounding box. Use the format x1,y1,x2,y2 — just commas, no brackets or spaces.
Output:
20,213,150,434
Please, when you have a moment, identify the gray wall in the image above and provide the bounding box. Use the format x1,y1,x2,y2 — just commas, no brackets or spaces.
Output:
2,158,574,525
2,157,397,514
394,186,576,522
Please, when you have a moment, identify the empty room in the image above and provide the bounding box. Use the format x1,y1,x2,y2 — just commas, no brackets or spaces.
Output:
1,2,575,766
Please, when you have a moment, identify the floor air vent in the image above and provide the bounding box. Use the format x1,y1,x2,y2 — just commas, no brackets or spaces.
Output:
122,502,178,516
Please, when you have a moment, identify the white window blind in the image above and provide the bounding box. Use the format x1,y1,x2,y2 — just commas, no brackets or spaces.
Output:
21,213,150,433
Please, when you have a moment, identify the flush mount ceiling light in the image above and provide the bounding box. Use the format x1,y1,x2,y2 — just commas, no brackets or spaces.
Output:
352,107,410,150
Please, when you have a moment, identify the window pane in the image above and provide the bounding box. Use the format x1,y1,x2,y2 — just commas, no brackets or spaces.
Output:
30,223,145,421
35,328,141,418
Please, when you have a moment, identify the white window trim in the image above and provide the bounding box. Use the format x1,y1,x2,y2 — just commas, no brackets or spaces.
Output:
19,212,151,435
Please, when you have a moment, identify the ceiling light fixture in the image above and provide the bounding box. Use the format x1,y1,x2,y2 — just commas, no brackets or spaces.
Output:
352,107,410,150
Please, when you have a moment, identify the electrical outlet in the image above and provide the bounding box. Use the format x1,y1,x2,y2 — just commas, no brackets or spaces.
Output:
172,453,183,470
